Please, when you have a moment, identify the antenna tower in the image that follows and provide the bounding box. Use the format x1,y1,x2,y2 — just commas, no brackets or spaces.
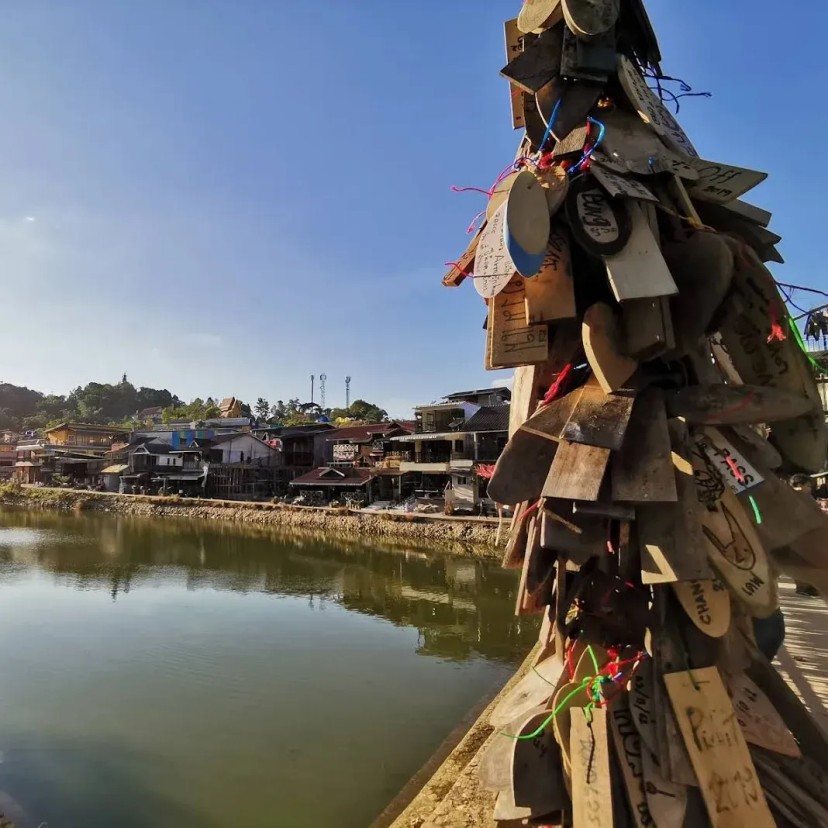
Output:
345,376,351,409
310,374,315,405
319,374,327,409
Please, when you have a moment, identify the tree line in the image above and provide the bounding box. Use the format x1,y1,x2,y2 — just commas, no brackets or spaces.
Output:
0,377,390,432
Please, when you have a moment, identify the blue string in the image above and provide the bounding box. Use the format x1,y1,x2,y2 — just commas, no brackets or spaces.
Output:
569,117,606,175
538,98,562,153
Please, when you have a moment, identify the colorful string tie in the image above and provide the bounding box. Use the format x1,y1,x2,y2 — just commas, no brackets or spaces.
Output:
768,305,787,343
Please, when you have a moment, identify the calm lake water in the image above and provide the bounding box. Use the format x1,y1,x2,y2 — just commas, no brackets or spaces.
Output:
0,509,534,828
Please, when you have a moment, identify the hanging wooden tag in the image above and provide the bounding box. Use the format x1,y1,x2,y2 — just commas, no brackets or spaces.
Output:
600,108,664,170
488,275,550,368
641,150,701,180
560,25,610,82
726,674,801,759
542,505,604,563
592,164,658,202
478,704,548,792
604,201,679,301
442,228,481,288
511,710,568,815
536,78,602,143
525,226,577,323
608,694,656,828
617,55,698,158
493,789,532,821
629,660,658,756
640,744,689,827
611,389,677,503
543,439,610,501
724,199,772,227
562,0,619,38
725,426,781,470
552,124,590,160
575,27,617,75
582,303,638,393
689,454,777,617
535,164,570,216
520,384,582,443
552,679,592,769
503,20,527,130
500,25,564,93
516,514,538,615
474,203,514,298
505,170,552,276
664,384,815,425
672,578,731,639
523,90,549,151
490,656,565,729
566,175,632,256
694,427,764,495
489,428,558,505
621,296,675,360
517,0,564,33
561,382,635,451
487,169,519,221
664,667,776,828
571,708,615,828
685,159,768,204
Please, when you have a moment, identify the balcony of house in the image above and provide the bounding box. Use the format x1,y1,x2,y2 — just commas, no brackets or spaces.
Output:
414,404,467,435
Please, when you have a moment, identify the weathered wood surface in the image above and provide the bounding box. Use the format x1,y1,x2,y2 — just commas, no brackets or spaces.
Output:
543,439,609,501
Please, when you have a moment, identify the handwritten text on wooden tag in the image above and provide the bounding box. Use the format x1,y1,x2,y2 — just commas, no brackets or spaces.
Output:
571,708,615,828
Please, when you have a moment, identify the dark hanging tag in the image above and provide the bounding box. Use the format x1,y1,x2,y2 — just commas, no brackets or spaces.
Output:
565,175,632,257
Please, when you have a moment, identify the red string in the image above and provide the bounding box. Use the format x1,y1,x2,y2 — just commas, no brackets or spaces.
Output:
450,185,491,196
443,261,476,278
541,363,574,406
519,500,541,524
725,455,745,483
565,642,577,680
768,305,787,343
702,390,756,423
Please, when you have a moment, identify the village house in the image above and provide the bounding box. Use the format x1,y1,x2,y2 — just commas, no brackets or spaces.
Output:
0,430,19,474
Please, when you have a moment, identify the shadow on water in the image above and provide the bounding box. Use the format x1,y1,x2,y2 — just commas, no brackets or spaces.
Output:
0,509,536,664
0,734,212,828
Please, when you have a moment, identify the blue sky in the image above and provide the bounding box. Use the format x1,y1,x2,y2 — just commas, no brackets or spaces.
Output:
1,1,826,417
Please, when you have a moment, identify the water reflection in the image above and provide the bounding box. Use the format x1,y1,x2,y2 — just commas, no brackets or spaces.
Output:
0,510,535,665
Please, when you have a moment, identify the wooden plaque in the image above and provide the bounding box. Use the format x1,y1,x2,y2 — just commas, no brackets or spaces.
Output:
489,657,564,728
543,439,610,501
535,164,569,216
536,77,602,142
487,169,519,221
442,228,481,288
600,108,664,170
672,578,731,639
505,170,551,276
665,383,815,425
487,275,550,368
640,745,689,827
582,302,638,393
617,54,698,158
489,428,558,505
511,710,567,814
566,176,632,256
664,667,776,828
503,19,526,130
524,226,576,323
604,201,679,301
694,427,764,495
517,0,563,33
500,25,563,93
571,708,615,828
520,384,581,442
478,704,548,792
686,158,768,204
560,24,610,83
474,203,514,298
560,383,635,451
522,90,549,150
592,163,658,202
562,0,620,38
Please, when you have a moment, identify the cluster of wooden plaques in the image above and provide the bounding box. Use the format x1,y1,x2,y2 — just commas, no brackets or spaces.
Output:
441,0,828,825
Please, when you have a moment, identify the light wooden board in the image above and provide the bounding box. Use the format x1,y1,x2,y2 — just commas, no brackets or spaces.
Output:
561,382,635,451
478,704,548,792
522,90,549,151
543,439,610,501
442,229,481,288
511,710,567,814
664,384,814,425
488,274,550,368
617,54,698,158
608,694,656,828
502,501,530,569
551,124,589,159
672,578,731,638
503,20,526,130
694,427,764,495
621,296,675,359
489,428,558,506
583,303,638,393
592,163,658,202
487,169,519,221
500,25,563,93
726,674,800,759
599,107,664,170
524,226,576,324
562,0,619,38
611,388,677,503
517,0,563,33
535,164,569,216
685,158,768,204
541,503,605,563
604,200,679,301
489,657,564,728
506,169,550,260
629,660,658,756
640,744,689,827
520,384,582,442
664,667,776,828
474,203,514,299
571,708,615,828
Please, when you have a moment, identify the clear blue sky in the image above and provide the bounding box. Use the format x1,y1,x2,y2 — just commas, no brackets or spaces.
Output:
1,1,825,417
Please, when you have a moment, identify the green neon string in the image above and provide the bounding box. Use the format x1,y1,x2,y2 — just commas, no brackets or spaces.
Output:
748,495,763,525
789,318,825,374
586,644,600,676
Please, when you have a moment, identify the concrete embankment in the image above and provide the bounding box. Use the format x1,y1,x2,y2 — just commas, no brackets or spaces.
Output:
0,485,503,553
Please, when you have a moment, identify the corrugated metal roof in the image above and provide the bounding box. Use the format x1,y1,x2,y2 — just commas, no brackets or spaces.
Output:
101,464,129,474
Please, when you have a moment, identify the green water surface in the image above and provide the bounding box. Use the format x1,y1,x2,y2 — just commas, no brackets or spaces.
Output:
0,509,535,828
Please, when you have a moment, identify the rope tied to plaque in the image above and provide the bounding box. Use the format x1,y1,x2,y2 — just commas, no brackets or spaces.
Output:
767,305,787,343
540,363,575,406
569,117,606,175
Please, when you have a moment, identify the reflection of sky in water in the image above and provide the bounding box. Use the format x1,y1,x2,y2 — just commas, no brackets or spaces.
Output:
0,509,534,828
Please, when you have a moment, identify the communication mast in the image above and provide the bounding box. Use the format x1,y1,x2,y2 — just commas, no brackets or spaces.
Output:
310,374,315,405
345,376,352,409
319,374,327,409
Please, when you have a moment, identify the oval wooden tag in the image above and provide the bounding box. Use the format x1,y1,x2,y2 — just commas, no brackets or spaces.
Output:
517,0,562,33
566,176,631,256
727,674,801,758
628,660,658,756
617,55,698,158
474,203,515,299
505,170,551,276
562,0,619,38
487,170,519,221
489,655,564,728
672,578,731,638
511,711,567,814
535,164,569,216
640,743,688,826
665,384,815,425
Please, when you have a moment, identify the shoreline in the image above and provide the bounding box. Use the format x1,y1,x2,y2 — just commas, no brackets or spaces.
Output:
0,484,503,558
